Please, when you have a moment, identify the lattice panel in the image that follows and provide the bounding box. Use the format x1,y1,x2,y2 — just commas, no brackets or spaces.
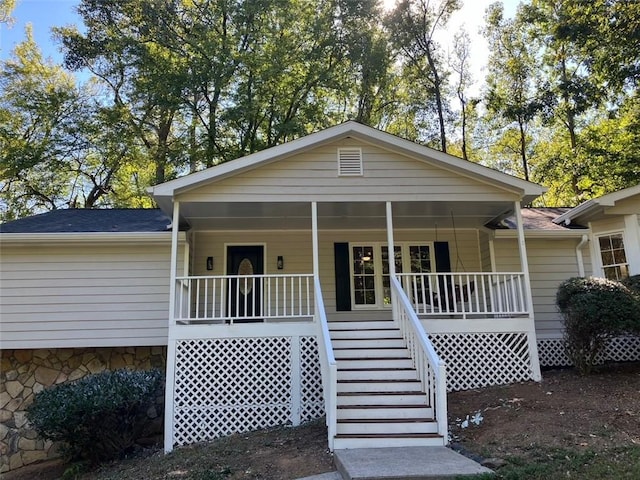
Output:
429,332,533,391
538,336,640,367
300,336,325,422
173,337,292,446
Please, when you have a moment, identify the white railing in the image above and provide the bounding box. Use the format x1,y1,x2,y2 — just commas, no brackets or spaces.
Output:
313,276,337,451
174,274,314,323
390,276,447,439
397,272,529,318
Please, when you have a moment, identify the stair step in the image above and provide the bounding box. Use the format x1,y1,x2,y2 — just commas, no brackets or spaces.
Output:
333,434,445,449
337,379,422,393
337,404,433,419
329,321,396,331
338,368,418,381
330,328,402,340
337,392,429,406
336,418,439,435
332,338,406,349
337,358,414,369
334,348,409,359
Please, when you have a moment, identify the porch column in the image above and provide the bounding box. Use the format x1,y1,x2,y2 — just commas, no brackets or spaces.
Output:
624,214,640,276
311,201,319,277
168,200,181,325
514,200,541,381
164,200,180,453
386,201,396,276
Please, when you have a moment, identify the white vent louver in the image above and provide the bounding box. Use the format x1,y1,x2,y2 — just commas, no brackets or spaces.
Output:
338,148,363,176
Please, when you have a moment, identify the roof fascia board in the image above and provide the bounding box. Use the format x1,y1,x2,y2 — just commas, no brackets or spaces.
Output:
554,184,640,225
493,229,588,239
0,231,185,245
150,121,545,201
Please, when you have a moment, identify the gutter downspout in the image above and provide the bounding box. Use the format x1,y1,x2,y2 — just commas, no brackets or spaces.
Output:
575,234,589,277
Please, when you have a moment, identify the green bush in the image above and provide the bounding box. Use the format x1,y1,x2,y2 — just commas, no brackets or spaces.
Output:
556,277,640,374
26,368,163,464
621,274,640,296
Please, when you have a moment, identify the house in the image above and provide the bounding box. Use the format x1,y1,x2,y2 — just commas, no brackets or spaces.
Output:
1,122,639,470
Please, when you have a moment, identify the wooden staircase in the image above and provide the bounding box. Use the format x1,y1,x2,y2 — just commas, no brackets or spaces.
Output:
329,319,445,449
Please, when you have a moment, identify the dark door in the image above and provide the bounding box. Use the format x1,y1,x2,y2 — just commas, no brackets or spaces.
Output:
227,246,264,322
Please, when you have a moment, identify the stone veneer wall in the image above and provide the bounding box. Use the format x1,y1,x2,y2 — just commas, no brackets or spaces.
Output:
0,346,167,473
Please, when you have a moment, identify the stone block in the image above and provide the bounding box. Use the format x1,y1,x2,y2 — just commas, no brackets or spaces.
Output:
57,349,74,362
13,350,32,364
18,437,37,451
32,349,50,360
0,440,8,455
6,381,23,399
151,346,164,355
0,357,12,373
110,355,127,370
86,358,104,374
24,375,35,388
0,391,11,409
0,458,9,474
34,366,59,386
5,371,18,382
0,422,10,441
67,355,82,370
14,411,28,429
4,397,22,413
123,354,134,365
9,452,23,470
68,369,86,382
0,409,12,423
33,383,44,394
23,429,39,440
22,449,47,465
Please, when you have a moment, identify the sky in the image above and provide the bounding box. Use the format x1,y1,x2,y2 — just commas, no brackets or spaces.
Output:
1,0,519,92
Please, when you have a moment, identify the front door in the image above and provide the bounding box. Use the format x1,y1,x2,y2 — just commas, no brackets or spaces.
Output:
227,246,264,321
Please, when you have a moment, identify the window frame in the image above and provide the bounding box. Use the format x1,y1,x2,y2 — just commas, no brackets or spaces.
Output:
349,242,435,310
596,231,629,281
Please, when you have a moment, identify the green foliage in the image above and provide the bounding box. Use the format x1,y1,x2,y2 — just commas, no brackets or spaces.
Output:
556,277,640,374
621,275,640,296
26,369,163,464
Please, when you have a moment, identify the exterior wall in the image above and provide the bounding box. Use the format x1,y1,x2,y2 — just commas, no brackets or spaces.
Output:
180,142,519,203
0,239,186,349
191,228,483,322
0,347,166,473
493,237,592,340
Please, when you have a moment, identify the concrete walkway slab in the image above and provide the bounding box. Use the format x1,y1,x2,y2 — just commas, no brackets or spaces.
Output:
296,472,343,480
334,447,493,479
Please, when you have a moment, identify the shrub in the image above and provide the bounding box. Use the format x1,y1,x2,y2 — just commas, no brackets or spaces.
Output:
556,277,640,374
621,274,640,296
26,368,163,464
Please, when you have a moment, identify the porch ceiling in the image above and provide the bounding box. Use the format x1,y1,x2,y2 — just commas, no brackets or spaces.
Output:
179,201,514,230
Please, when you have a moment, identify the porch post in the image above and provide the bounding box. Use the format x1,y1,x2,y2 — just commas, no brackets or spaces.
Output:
164,200,180,453
386,202,396,276
311,201,319,277
168,200,181,325
514,200,542,381
624,214,640,276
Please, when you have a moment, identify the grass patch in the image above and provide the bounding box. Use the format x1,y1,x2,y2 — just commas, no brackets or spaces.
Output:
489,446,640,479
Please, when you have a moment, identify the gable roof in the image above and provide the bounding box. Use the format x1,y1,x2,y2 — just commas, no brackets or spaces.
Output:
553,184,640,226
0,209,171,233
149,121,545,210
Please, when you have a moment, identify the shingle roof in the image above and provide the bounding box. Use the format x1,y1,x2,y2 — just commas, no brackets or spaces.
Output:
493,207,588,230
0,209,172,233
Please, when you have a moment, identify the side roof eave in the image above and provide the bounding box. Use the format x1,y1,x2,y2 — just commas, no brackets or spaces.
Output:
149,121,545,206
553,183,640,225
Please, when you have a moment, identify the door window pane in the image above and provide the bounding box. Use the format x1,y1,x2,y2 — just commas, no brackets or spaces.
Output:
353,246,376,305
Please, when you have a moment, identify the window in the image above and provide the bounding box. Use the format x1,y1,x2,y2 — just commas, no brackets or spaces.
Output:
350,243,433,308
598,233,629,280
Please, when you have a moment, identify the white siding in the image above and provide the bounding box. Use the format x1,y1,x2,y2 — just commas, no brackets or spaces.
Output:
0,239,185,349
179,143,519,203
192,228,482,322
494,237,593,338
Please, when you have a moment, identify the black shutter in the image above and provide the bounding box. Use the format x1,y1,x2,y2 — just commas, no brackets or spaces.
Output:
334,242,351,311
434,241,451,272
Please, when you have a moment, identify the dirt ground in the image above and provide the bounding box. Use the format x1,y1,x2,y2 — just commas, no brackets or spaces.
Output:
5,362,640,480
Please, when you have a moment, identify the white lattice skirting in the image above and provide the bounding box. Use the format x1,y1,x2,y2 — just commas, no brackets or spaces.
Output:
538,336,640,367
171,336,324,447
429,332,534,391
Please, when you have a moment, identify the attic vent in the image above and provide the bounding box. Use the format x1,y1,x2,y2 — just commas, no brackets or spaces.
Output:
338,148,363,176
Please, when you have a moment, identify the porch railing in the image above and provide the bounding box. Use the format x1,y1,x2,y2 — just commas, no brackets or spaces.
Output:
390,276,447,439
174,274,314,323
397,272,529,318
313,276,337,451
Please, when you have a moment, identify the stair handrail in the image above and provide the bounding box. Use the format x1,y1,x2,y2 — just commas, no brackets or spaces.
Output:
390,275,448,439
313,275,337,451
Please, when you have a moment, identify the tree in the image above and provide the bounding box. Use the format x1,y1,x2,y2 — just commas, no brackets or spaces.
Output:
385,0,460,152
450,28,475,160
